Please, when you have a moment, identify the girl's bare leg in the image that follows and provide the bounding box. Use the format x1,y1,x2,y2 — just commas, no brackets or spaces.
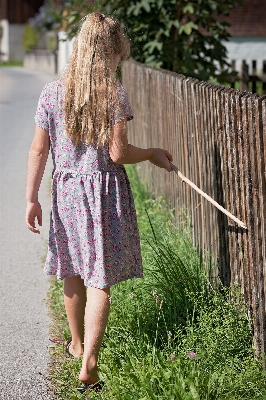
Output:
79,286,110,384
64,276,87,358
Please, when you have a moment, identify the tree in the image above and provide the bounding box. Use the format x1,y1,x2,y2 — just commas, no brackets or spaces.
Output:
62,0,242,83
29,0,63,32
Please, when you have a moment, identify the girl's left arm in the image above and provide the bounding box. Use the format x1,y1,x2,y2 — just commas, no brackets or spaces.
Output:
26,125,50,234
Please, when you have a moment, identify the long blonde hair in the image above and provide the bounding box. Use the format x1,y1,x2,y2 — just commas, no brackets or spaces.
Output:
62,12,130,146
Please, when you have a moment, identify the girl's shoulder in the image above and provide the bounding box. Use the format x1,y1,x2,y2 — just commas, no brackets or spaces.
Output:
116,82,131,106
114,82,133,123
38,80,65,110
116,81,128,96
41,79,64,96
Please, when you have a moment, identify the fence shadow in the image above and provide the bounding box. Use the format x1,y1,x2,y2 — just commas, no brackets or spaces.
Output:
214,143,231,286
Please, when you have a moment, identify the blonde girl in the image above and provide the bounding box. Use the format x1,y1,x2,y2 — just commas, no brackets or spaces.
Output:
26,11,172,394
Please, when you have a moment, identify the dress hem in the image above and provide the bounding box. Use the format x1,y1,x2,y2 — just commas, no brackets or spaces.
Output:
44,270,143,289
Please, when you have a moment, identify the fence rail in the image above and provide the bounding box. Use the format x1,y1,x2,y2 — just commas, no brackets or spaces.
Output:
122,60,266,353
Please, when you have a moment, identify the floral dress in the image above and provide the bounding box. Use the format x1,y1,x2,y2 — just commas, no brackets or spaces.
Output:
35,80,143,288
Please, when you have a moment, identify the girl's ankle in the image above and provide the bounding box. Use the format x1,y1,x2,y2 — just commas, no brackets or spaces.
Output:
69,341,84,358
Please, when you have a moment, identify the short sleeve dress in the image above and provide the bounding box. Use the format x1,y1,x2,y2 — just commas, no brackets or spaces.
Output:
35,80,143,288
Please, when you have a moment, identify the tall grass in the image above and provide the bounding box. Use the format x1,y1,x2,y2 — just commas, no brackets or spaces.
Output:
48,165,266,399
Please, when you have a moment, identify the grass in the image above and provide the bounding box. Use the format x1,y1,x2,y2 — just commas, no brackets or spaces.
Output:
0,60,23,67
229,80,265,95
47,165,266,399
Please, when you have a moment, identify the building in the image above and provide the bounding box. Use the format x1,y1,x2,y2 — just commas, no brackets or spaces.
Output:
0,0,46,61
223,0,266,73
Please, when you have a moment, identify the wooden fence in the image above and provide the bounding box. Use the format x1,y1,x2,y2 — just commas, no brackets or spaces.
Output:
231,59,266,93
122,59,266,354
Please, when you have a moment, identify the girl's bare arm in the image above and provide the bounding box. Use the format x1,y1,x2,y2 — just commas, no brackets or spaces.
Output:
26,125,50,233
109,120,173,171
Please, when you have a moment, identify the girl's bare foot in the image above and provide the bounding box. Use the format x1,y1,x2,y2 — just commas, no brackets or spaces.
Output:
66,339,83,358
79,358,99,384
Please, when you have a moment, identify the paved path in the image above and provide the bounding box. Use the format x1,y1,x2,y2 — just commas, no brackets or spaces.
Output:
0,67,55,399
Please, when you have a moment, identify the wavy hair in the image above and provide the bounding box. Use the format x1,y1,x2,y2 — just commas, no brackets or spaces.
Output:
61,12,130,146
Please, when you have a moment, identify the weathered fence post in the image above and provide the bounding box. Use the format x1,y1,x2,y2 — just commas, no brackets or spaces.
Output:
251,60,257,93
263,61,266,93
230,60,236,89
240,60,249,92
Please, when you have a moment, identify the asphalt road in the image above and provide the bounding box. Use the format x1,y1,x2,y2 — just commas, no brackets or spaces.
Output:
0,67,55,399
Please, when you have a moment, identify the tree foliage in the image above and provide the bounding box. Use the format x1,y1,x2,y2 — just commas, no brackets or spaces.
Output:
63,0,242,82
29,0,62,32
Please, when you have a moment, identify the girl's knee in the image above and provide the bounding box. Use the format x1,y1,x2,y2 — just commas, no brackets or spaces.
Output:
86,285,111,297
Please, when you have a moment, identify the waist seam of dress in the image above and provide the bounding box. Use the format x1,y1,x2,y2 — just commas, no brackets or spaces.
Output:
53,168,125,177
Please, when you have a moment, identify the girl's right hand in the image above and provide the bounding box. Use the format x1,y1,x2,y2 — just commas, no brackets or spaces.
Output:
25,201,42,234
149,148,173,172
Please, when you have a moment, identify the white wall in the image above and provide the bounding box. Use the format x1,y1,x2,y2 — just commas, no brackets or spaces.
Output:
9,24,25,60
57,31,75,74
24,50,57,75
0,19,9,61
223,37,266,73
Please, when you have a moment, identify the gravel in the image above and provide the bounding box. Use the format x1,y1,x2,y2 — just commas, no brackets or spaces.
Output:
0,67,57,399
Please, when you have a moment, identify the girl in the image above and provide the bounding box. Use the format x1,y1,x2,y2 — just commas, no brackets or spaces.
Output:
25,11,172,394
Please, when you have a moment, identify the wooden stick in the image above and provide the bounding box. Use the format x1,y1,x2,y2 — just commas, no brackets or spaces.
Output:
170,162,247,230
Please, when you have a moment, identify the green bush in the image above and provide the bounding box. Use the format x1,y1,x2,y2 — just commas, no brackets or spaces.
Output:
22,24,38,51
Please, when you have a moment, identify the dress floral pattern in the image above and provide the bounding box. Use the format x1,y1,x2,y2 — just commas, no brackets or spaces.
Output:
35,80,143,288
